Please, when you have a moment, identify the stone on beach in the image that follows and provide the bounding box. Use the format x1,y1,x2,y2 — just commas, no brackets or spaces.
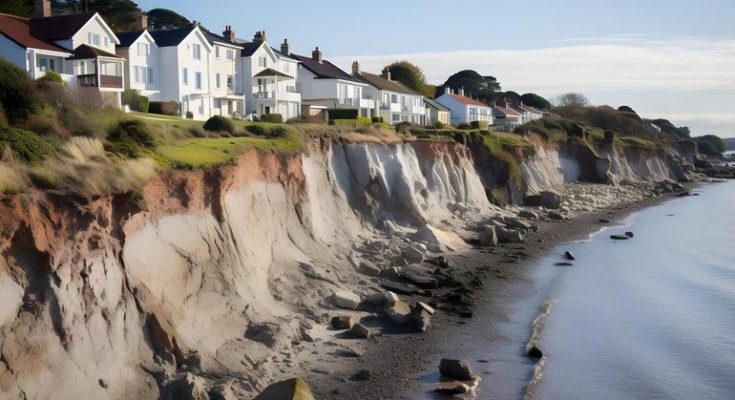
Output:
564,251,576,260
253,378,315,400
331,316,352,330
435,381,470,395
479,226,498,247
379,279,417,295
357,260,381,277
610,234,630,240
518,210,539,220
497,227,524,243
439,359,474,381
383,300,413,324
347,323,370,339
332,290,361,309
507,218,533,231
403,246,424,264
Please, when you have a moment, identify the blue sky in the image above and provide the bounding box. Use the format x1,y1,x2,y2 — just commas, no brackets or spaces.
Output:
136,0,735,137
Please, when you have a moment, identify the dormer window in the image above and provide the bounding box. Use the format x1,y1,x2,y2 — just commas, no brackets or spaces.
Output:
88,33,100,46
192,44,201,60
137,43,149,57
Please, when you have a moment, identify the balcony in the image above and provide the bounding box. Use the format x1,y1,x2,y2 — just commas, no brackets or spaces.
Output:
410,105,427,115
253,90,301,102
77,74,123,89
358,98,375,109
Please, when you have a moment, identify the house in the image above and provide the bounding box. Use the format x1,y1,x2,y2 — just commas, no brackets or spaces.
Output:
115,27,161,99
0,1,125,107
239,31,301,120
150,23,214,120
202,26,246,118
351,61,426,124
291,47,373,118
434,88,493,126
424,97,451,126
508,103,543,125
492,104,523,129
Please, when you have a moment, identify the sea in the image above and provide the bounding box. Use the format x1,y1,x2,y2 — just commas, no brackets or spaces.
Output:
410,180,735,399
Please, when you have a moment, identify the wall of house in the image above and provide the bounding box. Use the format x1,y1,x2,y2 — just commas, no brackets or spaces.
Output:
243,46,300,118
294,69,339,105
167,30,212,120
0,36,27,71
211,43,242,97
67,15,117,53
157,46,180,103
120,35,161,97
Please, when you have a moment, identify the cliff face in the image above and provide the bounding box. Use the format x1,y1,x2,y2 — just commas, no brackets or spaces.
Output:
0,138,694,399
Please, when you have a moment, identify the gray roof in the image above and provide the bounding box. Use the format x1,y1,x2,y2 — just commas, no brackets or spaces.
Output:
149,24,197,47
424,97,450,111
115,30,145,48
291,53,359,82
354,72,418,95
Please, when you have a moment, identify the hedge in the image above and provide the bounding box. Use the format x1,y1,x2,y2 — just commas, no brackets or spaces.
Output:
108,120,155,148
203,115,234,133
0,57,41,122
471,120,488,129
149,101,179,116
371,116,386,124
121,89,150,113
259,113,283,123
327,109,359,120
0,125,54,163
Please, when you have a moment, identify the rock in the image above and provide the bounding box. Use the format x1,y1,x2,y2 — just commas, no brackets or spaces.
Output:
163,373,209,400
331,316,352,330
417,301,435,315
352,370,371,381
346,323,370,339
253,378,315,400
403,246,424,264
525,191,563,209
361,291,399,310
332,290,361,310
518,210,539,220
507,218,533,231
564,251,575,260
412,308,432,332
554,262,573,267
478,226,498,247
379,279,416,295
335,348,364,358
435,382,470,395
98,379,108,389
610,234,629,240
383,300,413,324
358,261,381,277
401,269,439,289
413,225,470,252
439,359,474,381
245,322,281,348
598,219,611,223
625,231,634,238
548,211,566,220
497,228,524,243
527,345,544,360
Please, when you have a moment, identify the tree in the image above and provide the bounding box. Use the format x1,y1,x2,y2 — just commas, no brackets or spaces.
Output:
554,92,590,108
0,0,34,17
651,119,691,138
51,0,140,31
694,135,726,156
520,93,551,110
147,8,190,29
381,61,434,97
441,70,501,100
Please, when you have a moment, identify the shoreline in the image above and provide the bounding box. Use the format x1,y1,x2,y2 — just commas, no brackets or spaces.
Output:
306,184,695,399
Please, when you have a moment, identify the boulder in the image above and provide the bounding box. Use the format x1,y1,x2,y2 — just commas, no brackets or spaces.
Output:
478,226,498,247
497,228,524,243
439,359,474,381
253,378,315,400
331,316,352,330
548,211,566,220
347,323,370,339
564,251,575,261
413,225,470,252
352,370,371,381
162,373,209,400
610,234,629,240
358,261,381,277
379,279,417,295
412,308,432,332
625,231,634,238
525,191,563,209
383,300,413,324
435,381,470,395
527,345,544,360
332,290,361,310
361,291,399,310
401,269,439,289
518,210,539,220
507,218,533,231
403,246,424,264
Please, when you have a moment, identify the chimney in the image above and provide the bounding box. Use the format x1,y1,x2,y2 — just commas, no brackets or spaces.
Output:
253,31,266,43
458,87,465,96
444,86,451,95
223,25,236,42
135,12,148,30
280,39,290,55
35,0,51,18
352,61,361,75
383,69,392,80
312,46,322,63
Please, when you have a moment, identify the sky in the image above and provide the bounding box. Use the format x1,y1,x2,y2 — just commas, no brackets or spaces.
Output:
136,0,735,137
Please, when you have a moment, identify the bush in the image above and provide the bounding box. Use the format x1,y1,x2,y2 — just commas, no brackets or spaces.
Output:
372,116,386,124
471,120,488,129
259,113,283,123
37,71,63,84
188,126,206,138
432,121,447,129
121,89,150,113
245,124,289,138
203,115,235,134
0,125,55,163
149,101,180,115
0,102,6,126
138,95,150,113
0,57,41,122
356,117,372,125
457,123,473,130
327,109,359,120
18,106,70,137
59,108,104,137
108,119,155,148
694,135,726,156
104,141,143,158
394,121,413,133
603,130,616,144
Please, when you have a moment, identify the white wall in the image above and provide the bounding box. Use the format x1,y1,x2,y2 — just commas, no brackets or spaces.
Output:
121,34,160,96
174,30,212,119
0,36,27,71
67,15,117,53
211,43,242,97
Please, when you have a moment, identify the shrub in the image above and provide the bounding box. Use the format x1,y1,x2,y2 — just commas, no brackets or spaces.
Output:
18,106,70,138
149,101,180,115
372,116,386,124
603,130,616,144
471,120,488,129
104,141,143,158
457,123,473,130
108,119,155,148
394,121,413,134
356,117,372,125
246,124,289,138
0,57,41,122
203,115,235,134
0,102,6,126
37,71,63,84
327,109,359,120
0,125,55,163
138,95,150,113
259,113,283,123
432,121,447,129
121,89,150,113
59,108,105,137
568,123,586,138
188,126,206,138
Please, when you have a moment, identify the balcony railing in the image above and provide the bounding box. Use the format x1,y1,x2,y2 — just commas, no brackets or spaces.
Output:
77,74,123,88
253,91,301,102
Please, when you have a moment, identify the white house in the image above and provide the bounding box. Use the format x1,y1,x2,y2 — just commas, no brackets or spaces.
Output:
351,62,426,124
291,47,373,118
115,29,161,98
239,31,301,120
0,3,125,107
492,104,523,129
435,88,493,126
515,103,544,123
203,26,245,118
424,98,451,126
150,24,214,120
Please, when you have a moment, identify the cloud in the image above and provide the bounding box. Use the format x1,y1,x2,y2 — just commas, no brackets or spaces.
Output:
645,112,735,137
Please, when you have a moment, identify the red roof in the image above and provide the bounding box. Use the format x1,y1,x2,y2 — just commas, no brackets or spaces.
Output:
450,93,489,107
0,13,70,53
493,105,522,117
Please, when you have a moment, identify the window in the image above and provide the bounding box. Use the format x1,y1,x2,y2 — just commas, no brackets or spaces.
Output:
135,66,153,84
88,33,100,46
137,43,149,56
215,46,220,58
259,56,267,67
216,73,221,88
195,72,202,90
227,75,233,89
148,68,153,84
192,44,201,60
226,49,234,61
104,37,108,47
182,68,189,85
